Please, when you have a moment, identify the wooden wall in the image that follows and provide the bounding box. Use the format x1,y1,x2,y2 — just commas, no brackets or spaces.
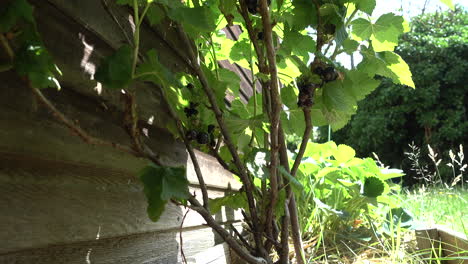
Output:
0,0,251,263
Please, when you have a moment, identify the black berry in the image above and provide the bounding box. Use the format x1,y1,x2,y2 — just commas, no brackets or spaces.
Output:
197,132,210,145
186,83,194,90
246,0,258,14
322,67,338,82
209,134,216,147
257,32,264,41
207,124,215,133
186,130,198,141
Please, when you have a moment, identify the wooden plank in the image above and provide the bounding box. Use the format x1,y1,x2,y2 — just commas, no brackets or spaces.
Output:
415,228,442,262
0,224,241,264
0,157,242,254
437,226,468,264
0,72,240,190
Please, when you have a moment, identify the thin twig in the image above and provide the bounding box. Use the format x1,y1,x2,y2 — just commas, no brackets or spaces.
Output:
179,209,190,264
101,0,133,45
188,197,267,264
30,84,153,162
230,223,255,252
0,34,14,59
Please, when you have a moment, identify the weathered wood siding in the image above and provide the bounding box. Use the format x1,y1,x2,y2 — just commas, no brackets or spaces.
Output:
0,0,251,263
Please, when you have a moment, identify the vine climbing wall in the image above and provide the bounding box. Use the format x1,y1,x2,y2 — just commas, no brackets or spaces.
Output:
0,0,253,263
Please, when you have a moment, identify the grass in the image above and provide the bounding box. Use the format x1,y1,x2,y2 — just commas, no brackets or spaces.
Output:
400,186,468,234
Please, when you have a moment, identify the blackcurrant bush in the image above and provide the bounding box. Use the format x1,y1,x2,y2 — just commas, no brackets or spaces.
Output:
197,132,210,145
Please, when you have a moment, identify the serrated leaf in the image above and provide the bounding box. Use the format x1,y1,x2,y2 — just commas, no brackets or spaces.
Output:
372,13,406,52
362,176,385,198
280,29,316,60
358,48,414,88
322,80,356,113
95,45,133,89
0,0,34,33
352,0,375,15
342,39,359,55
139,164,189,222
351,18,372,41
345,69,380,100
289,0,318,30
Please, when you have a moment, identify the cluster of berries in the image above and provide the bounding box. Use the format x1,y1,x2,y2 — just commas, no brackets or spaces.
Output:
186,125,216,146
297,66,339,108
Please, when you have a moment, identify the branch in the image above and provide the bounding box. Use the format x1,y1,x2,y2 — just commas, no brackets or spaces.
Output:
29,84,153,162
291,108,312,176
278,200,290,264
258,0,282,249
179,209,190,264
230,223,255,252
188,197,267,264
153,83,210,209
0,34,14,59
175,23,264,253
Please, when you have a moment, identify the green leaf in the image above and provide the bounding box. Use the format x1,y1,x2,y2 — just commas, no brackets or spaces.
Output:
316,167,340,179
14,44,62,89
342,39,359,55
322,80,356,113
146,5,165,26
280,29,316,60
225,114,266,137
278,166,304,198
352,0,376,15
168,6,218,38
384,207,413,232
345,69,381,101
351,18,372,40
362,176,385,198
95,45,133,89
358,48,414,88
0,0,34,33
371,13,406,52
281,85,298,109
333,144,356,163
139,164,190,222
288,0,318,30
351,13,407,52
209,192,248,214
218,68,241,96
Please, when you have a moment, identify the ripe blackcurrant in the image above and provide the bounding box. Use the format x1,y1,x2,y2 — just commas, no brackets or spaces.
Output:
257,32,264,40
207,124,215,133
197,132,210,145
186,130,198,141
186,83,194,90
322,67,338,82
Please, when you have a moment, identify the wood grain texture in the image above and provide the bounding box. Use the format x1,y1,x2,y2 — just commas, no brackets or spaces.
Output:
0,224,242,264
